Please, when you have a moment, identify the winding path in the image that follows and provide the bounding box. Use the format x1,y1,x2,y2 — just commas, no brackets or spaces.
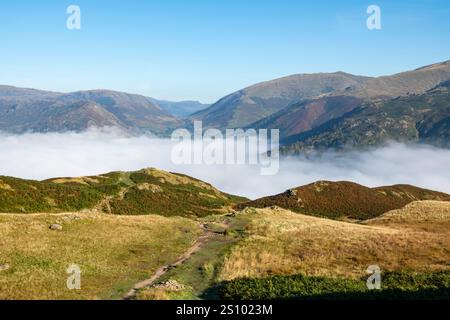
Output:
123,225,215,300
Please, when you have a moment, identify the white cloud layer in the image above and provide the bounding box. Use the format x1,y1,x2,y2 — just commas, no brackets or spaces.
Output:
0,129,449,199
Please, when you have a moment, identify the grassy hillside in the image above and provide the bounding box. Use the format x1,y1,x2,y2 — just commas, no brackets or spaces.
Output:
0,168,246,217
235,181,450,220
365,200,450,233
219,205,450,281
0,212,201,299
138,202,450,300
219,203,450,300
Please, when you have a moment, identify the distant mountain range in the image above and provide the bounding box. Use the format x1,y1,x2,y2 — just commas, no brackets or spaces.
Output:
191,60,450,129
149,99,210,117
0,87,205,134
1,60,450,150
192,60,450,150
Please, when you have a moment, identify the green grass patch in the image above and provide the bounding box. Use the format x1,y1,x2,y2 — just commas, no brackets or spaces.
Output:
219,271,450,300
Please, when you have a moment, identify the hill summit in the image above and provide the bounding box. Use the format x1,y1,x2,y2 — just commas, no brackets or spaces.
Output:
235,181,450,220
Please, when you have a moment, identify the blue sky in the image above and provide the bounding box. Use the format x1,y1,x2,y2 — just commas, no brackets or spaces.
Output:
0,0,449,102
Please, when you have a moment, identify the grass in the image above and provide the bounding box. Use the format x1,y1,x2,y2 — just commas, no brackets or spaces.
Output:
219,205,450,281
365,200,450,233
219,271,450,300
0,212,201,300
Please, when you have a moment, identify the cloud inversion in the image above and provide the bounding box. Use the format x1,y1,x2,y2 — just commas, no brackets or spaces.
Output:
0,129,449,199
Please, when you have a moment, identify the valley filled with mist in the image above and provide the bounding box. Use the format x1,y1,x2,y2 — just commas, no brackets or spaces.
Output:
1,129,449,199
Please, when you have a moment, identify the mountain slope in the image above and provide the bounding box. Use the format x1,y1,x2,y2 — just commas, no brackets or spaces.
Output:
235,181,450,220
0,168,247,217
249,95,364,139
219,206,450,291
0,212,201,300
365,200,450,228
0,85,60,99
355,60,450,98
192,60,450,130
0,87,182,134
191,72,369,128
281,80,450,152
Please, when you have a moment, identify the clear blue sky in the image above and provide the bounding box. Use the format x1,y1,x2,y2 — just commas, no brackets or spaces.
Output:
0,0,449,102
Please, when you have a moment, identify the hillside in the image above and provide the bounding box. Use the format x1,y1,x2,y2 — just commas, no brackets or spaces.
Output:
1,171,449,300
218,201,450,300
0,168,246,217
191,72,368,128
219,206,450,281
249,95,364,139
192,60,450,130
0,212,201,299
365,200,450,233
281,80,450,152
235,181,450,220
0,87,184,135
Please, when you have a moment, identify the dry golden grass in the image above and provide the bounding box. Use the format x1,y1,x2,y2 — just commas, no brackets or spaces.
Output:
365,200,450,233
219,205,450,281
135,288,170,300
0,212,201,300
0,179,14,191
50,176,102,185
143,168,215,191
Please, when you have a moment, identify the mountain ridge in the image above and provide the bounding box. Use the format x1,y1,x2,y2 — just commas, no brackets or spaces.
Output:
0,168,247,216
191,60,450,130
0,86,193,134
1,60,450,146
235,180,450,220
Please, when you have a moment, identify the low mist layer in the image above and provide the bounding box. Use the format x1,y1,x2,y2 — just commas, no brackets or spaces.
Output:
0,129,449,199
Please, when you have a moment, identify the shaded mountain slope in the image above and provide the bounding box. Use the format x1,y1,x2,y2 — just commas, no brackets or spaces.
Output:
281,80,450,152
249,95,364,139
